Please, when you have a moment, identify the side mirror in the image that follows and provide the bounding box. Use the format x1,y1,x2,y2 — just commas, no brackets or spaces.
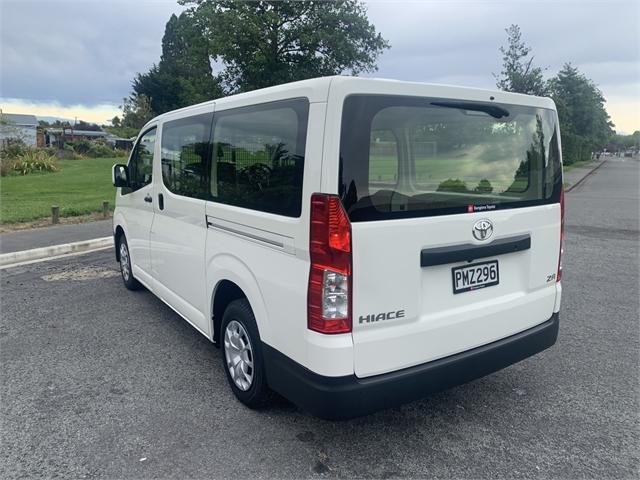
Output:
112,164,129,188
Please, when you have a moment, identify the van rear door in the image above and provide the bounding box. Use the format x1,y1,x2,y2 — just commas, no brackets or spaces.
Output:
338,94,563,378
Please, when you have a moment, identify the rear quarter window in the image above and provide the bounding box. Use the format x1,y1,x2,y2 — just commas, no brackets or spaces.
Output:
210,98,309,217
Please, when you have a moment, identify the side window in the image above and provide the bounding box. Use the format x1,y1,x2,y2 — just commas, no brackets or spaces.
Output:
127,127,156,192
161,113,213,199
211,99,309,217
369,129,398,186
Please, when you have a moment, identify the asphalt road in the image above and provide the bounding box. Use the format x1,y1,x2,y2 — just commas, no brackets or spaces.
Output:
0,220,113,254
1,159,638,479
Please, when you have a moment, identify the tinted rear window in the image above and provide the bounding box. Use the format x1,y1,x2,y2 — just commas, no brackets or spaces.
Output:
339,95,562,221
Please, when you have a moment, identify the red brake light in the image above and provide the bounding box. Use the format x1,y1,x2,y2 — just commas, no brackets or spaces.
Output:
308,193,352,334
557,187,564,282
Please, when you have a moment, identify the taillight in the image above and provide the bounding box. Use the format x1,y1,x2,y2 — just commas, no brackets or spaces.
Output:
557,187,564,282
308,193,352,334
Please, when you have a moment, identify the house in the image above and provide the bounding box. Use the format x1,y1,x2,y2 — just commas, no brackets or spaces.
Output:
105,135,134,151
45,128,108,147
0,112,38,148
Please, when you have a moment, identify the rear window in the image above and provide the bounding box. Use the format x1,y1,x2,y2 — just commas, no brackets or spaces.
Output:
339,95,562,221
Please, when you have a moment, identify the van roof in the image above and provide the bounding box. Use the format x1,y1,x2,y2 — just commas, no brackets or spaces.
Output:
143,75,556,129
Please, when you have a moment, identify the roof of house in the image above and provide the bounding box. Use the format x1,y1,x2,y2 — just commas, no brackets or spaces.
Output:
47,129,107,137
1,113,38,126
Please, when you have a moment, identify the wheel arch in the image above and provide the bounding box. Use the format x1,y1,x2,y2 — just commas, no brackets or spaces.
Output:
114,224,125,261
208,255,270,346
211,280,246,344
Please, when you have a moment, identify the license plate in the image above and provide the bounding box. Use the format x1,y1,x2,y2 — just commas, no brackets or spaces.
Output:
452,260,499,294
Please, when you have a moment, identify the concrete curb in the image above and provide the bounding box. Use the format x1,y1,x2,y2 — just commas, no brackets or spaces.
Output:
566,159,607,192
0,237,113,268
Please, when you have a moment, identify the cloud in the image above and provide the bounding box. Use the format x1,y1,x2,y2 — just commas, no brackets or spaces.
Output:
363,0,640,131
1,0,183,105
0,97,120,124
364,0,639,86
1,0,638,131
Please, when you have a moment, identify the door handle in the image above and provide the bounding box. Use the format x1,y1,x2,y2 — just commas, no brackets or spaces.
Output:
144,194,153,203
158,193,164,210
420,234,531,267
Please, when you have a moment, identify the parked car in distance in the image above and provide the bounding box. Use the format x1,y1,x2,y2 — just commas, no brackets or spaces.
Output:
112,76,564,419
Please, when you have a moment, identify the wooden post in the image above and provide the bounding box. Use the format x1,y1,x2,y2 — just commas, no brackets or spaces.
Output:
102,201,109,218
51,206,59,224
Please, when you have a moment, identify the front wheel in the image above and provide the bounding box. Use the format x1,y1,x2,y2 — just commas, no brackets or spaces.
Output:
118,235,141,291
221,299,270,408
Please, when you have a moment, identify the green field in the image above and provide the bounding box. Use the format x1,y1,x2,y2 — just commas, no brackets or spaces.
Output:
369,154,522,192
0,157,117,224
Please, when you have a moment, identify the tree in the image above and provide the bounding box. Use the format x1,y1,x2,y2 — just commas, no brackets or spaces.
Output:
180,0,390,93
494,24,546,96
474,179,493,194
120,94,154,130
607,131,640,153
74,120,102,131
130,12,223,116
547,63,614,163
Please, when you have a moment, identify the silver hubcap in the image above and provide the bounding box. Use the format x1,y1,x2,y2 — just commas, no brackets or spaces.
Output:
224,320,254,391
119,242,130,281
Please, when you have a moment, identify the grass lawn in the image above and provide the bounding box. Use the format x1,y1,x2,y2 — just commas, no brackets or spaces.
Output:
0,157,117,224
562,157,598,173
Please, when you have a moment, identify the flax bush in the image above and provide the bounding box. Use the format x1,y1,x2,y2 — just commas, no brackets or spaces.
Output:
10,149,59,175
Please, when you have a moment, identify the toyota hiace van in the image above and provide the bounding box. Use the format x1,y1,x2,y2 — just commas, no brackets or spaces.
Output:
112,77,563,419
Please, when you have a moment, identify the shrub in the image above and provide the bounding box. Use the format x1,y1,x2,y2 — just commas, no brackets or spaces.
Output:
562,133,595,165
113,148,129,158
70,139,93,155
437,178,469,193
0,157,17,176
0,140,28,160
65,139,115,158
86,142,115,158
56,148,80,160
12,149,59,175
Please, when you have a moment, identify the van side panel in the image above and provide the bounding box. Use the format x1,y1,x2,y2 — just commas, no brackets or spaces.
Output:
205,101,354,374
148,106,214,337
150,191,210,336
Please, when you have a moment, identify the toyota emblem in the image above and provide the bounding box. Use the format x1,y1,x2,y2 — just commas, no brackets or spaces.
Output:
472,219,493,241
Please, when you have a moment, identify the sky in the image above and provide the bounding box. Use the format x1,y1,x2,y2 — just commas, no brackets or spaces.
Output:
1,0,639,133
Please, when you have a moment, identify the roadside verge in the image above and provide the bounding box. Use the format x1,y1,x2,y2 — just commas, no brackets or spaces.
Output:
565,158,607,192
0,237,113,269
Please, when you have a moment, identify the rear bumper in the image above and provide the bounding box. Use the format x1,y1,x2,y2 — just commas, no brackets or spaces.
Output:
263,313,559,420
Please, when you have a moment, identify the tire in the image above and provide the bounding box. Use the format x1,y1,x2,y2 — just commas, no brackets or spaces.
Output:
117,234,142,291
221,299,270,409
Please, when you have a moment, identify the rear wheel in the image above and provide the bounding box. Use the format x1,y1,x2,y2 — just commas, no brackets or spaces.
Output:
221,299,270,408
118,235,141,290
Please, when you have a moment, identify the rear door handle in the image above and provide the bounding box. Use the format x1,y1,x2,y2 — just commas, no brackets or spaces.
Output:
144,194,153,203
421,234,531,267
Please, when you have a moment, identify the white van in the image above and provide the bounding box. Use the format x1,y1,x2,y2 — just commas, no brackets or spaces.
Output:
112,76,563,419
